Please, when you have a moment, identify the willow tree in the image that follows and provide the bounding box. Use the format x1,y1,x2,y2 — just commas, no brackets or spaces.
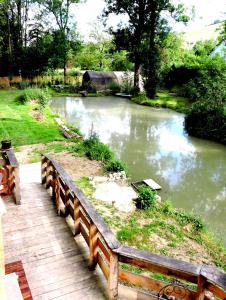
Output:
105,0,189,98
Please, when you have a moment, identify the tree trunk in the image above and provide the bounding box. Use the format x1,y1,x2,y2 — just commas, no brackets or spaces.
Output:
64,63,67,85
145,11,158,99
134,58,142,95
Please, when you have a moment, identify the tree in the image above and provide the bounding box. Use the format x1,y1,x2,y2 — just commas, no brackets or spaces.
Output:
0,0,30,76
34,0,80,80
104,0,189,97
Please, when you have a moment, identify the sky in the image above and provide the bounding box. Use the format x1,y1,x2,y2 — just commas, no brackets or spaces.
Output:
71,0,226,40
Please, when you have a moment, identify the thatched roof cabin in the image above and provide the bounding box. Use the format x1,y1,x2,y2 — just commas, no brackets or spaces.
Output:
83,71,117,91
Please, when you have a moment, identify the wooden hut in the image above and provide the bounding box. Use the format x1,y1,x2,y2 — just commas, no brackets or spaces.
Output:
82,71,117,91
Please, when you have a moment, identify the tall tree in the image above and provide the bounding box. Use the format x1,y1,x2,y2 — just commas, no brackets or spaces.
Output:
0,0,31,76
34,0,80,80
105,0,189,97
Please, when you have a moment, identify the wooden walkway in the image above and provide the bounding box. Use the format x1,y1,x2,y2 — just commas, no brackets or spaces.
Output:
2,163,107,300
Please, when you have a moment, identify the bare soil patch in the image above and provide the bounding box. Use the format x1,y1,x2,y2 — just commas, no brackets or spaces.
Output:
52,152,103,180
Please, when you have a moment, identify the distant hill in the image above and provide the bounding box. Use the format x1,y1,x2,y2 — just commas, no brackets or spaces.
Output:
183,22,223,49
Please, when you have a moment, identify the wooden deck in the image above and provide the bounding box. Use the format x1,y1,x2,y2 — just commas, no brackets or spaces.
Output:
2,163,107,300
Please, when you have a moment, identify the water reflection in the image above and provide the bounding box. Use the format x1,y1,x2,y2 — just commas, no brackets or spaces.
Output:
51,96,226,243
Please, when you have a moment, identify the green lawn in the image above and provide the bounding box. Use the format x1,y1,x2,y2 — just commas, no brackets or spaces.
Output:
0,90,63,147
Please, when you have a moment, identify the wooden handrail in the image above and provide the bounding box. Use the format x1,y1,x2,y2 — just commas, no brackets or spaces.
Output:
41,154,226,300
1,148,20,205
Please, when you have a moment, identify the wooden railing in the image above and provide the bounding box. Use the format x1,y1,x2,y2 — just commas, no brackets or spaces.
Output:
41,154,226,300
1,148,21,205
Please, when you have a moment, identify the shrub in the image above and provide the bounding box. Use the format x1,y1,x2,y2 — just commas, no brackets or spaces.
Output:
185,101,226,144
84,133,114,162
86,142,114,162
108,81,121,94
105,159,128,173
121,72,134,94
135,185,156,210
175,210,205,232
67,69,80,77
17,88,50,109
132,92,149,104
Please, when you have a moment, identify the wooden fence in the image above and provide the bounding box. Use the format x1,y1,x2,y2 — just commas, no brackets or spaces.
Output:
41,154,226,300
1,149,21,205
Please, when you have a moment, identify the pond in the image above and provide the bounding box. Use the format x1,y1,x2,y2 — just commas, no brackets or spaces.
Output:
51,96,226,243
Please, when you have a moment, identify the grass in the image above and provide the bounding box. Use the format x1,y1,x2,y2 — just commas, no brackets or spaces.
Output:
0,90,63,147
132,91,190,113
76,176,226,272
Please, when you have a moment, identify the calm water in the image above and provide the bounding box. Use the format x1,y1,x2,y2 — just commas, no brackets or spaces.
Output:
51,96,226,243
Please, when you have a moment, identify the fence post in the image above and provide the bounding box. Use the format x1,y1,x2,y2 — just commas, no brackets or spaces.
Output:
108,251,119,300
41,156,47,185
45,160,52,189
55,173,60,215
64,185,70,216
89,222,98,270
74,198,80,235
196,275,206,300
14,167,21,205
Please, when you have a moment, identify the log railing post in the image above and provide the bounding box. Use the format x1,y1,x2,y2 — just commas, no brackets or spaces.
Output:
45,160,52,189
64,185,70,216
108,251,119,300
74,198,81,235
196,275,206,300
55,173,61,215
89,222,98,270
14,167,21,205
41,156,47,185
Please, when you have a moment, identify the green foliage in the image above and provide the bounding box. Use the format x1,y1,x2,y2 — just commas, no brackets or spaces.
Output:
121,72,134,94
67,69,80,77
193,40,216,56
105,159,128,173
135,185,156,210
111,50,134,71
175,210,205,231
108,81,121,94
84,134,114,162
105,0,190,98
17,88,50,109
185,101,226,144
86,142,114,162
182,56,226,103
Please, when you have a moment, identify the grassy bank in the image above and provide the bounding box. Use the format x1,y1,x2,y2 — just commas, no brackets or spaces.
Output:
0,90,63,146
77,177,226,272
132,91,190,113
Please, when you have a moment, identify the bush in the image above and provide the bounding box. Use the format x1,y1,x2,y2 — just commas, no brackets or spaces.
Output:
108,81,121,94
105,159,128,173
17,88,50,108
175,210,205,232
67,69,80,77
132,92,149,104
84,133,114,162
185,101,226,144
135,185,156,210
86,142,114,162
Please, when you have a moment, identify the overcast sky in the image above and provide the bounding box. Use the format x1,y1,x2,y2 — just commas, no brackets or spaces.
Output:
72,0,225,40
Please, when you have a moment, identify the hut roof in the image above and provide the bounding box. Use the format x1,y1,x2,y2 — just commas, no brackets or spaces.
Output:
84,71,117,80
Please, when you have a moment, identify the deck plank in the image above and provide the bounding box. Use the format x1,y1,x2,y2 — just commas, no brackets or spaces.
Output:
3,163,107,299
